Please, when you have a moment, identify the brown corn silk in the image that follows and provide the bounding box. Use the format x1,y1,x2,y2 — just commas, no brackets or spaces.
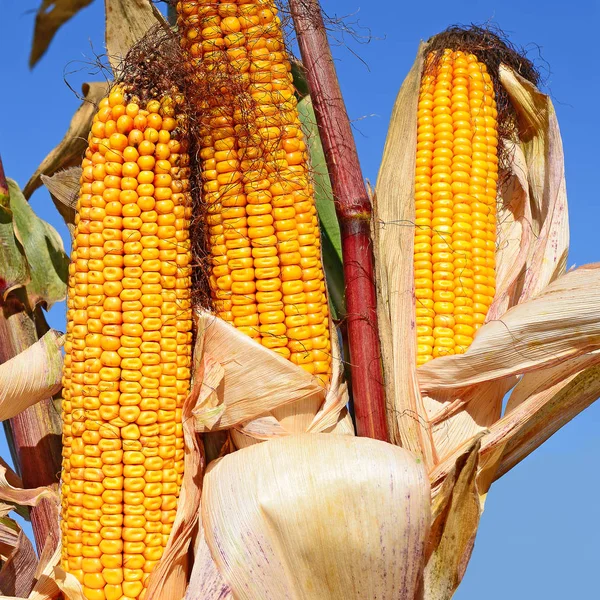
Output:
414,49,498,365
60,84,193,600
177,0,333,387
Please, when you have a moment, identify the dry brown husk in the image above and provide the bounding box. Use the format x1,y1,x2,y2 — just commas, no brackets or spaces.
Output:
373,30,593,599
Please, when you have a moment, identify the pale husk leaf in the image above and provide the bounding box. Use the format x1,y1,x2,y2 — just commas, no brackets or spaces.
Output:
202,434,430,600
192,312,325,432
418,264,600,392
0,520,37,598
497,65,569,301
0,462,58,510
184,525,232,600
189,311,351,447
24,83,109,199
420,436,482,600
373,42,435,466
0,331,64,423
105,0,169,74
479,357,600,485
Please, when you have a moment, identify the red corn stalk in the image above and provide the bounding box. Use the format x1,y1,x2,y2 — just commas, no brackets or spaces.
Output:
0,154,62,553
289,0,388,441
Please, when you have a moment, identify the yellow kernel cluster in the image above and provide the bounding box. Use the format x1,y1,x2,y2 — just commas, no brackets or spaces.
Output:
60,87,193,600
177,0,332,386
414,49,498,365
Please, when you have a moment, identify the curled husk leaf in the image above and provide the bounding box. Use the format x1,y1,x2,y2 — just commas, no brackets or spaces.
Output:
202,434,430,600
0,331,64,423
191,311,352,449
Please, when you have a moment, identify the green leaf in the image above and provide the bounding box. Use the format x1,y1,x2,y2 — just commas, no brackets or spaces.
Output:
297,96,345,319
291,60,310,99
8,180,69,309
0,202,29,302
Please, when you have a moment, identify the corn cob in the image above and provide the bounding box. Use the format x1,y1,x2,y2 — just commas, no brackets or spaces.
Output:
414,49,498,365
60,87,192,600
177,0,332,386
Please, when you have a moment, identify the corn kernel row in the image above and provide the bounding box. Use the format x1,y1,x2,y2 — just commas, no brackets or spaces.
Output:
61,88,192,600
177,0,332,385
415,50,498,365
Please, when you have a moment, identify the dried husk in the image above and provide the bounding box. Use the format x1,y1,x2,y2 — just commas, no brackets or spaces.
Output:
29,0,93,68
372,35,600,600
104,0,169,73
0,331,63,424
24,84,109,200
202,434,430,600
199,310,353,448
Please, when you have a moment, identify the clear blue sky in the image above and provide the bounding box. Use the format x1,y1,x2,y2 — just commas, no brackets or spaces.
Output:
0,1,598,597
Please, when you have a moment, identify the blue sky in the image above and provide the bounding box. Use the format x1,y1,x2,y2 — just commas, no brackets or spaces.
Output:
0,0,598,597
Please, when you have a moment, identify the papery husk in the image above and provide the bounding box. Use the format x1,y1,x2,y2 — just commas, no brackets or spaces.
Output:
105,0,169,73
0,331,64,423
184,524,231,600
0,510,37,598
29,0,93,68
188,311,351,449
374,43,570,467
0,462,58,511
419,436,482,600
479,357,600,486
202,434,430,600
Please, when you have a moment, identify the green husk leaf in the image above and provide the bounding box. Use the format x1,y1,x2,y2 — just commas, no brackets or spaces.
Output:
291,60,310,98
297,96,345,319
8,180,69,309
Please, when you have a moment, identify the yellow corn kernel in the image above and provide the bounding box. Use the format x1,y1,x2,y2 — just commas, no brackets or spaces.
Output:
60,87,191,600
178,0,332,386
414,50,498,365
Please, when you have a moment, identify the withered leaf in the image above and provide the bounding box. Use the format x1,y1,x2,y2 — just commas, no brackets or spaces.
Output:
29,0,94,68
24,82,109,200
105,0,170,74
42,167,82,235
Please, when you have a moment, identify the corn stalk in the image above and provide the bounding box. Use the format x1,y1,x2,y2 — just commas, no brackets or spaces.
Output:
289,0,388,441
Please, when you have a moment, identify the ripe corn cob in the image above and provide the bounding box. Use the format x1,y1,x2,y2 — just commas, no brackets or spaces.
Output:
177,0,332,386
60,87,192,600
414,49,498,365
